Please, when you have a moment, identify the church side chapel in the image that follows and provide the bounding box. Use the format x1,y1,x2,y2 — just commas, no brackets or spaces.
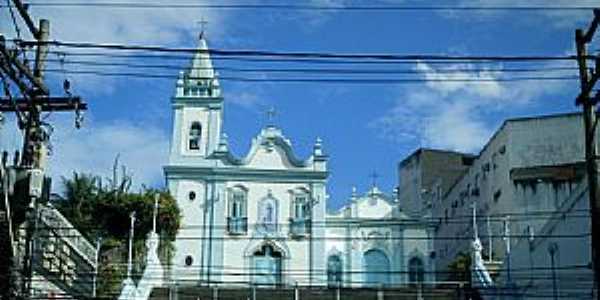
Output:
151,33,434,292
325,186,435,288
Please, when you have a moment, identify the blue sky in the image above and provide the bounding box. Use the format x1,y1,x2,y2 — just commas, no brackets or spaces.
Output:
0,1,595,209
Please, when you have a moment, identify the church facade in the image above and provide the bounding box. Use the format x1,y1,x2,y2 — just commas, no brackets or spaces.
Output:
163,36,433,288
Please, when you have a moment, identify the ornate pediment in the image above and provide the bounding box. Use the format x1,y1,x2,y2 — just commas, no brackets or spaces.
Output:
210,125,327,171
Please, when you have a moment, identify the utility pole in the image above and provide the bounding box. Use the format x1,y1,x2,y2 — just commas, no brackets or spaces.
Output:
487,215,492,263
0,1,86,298
575,8,600,300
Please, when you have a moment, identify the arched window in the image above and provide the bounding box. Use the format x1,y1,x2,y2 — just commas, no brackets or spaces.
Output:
188,122,202,150
252,244,282,286
408,257,425,284
327,255,343,287
363,249,390,286
228,187,247,234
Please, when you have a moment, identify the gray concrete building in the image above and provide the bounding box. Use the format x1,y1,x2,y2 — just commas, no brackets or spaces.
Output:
430,112,595,291
398,149,475,218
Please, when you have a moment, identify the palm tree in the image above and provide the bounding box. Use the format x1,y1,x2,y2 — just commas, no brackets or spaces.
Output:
56,172,100,235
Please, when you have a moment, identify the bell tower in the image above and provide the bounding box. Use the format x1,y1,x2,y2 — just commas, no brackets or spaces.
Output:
168,34,223,165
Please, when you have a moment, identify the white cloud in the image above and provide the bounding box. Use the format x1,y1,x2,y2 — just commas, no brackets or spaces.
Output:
421,101,492,151
307,0,596,28
0,3,241,190
1,2,231,95
0,112,169,190
370,61,571,153
226,91,265,110
4,2,225,45
46,115,169,191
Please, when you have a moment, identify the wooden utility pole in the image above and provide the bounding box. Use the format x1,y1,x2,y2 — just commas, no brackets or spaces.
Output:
0,1,86,298
575,8,600,300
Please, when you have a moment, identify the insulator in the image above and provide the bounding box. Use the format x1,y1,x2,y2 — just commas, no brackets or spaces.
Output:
63,79,72,97
75,111,84,129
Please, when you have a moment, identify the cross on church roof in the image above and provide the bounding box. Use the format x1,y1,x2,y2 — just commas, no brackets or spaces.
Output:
197,17,208,39
266,106,277,126
369,171,379,188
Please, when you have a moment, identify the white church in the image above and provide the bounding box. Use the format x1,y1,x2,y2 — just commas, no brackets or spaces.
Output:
123,35,435,297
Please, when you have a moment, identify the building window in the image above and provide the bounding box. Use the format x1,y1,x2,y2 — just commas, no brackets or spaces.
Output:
189,122,202,150
499,145,506,154
185,255,193,266
293,194,309,219
228,187,248,234
188,191,196,201
327,255,343,287
408,257,425,284
493,189,502,203
290,192,311,237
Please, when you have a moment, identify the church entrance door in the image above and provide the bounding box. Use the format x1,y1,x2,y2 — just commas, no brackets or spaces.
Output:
252,244,282,286
363,249,390,286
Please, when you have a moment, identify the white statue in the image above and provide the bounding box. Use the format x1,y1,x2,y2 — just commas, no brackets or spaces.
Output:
471,202,493,288
118,195,165,300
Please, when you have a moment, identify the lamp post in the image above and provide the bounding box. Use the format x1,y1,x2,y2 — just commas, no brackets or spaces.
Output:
548,243,559,300
92,236,102,298
487,215,492,263
127,211,136,279
503,216,511,284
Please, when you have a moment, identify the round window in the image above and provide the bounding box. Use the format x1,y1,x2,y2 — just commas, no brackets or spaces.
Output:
185,255,193,266
188,191,196,201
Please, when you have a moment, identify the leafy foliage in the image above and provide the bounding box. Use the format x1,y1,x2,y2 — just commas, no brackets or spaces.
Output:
52,159,180,299
447,251,472,285
54,173,180,243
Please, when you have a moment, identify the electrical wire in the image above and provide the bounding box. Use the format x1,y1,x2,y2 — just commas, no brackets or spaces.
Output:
43,49,581,65
40,58,581,75
1,2,598,11
39,68,579,84
22,39,585,62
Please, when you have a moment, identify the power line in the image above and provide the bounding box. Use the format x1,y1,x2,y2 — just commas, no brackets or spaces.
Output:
42,58,579,75
41,68,579,84
38,207,592,228
15,39,586,62
44,49,579,65
1,2,598,11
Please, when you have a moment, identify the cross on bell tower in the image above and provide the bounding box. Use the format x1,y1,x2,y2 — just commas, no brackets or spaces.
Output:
265,106,278,126
369,171,379,188
169,20,222,161
197,17,208,40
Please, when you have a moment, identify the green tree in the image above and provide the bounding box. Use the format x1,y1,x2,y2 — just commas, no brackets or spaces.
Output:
55,172,101,238
53,161,180,299
447,251,472,286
